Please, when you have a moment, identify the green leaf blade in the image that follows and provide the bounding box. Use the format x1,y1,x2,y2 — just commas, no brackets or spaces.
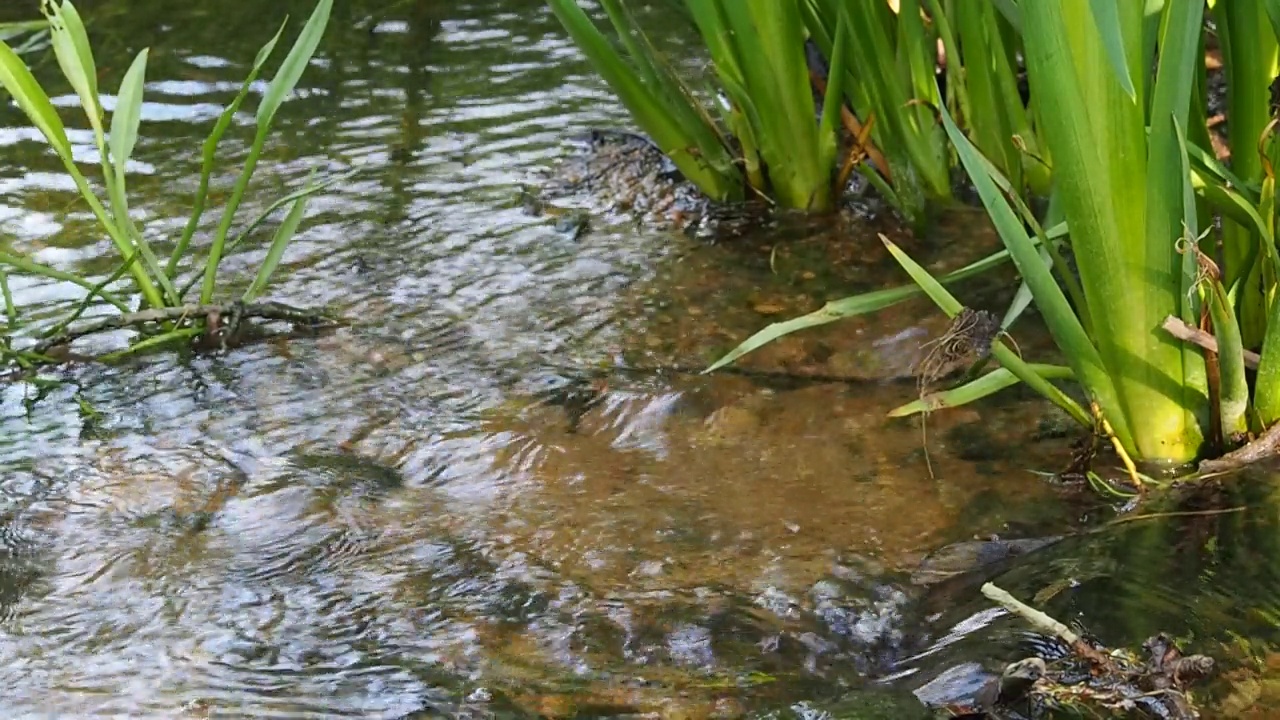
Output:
242,185,310,302
257,0,332,128
109,48,148,184
889,364,1074,417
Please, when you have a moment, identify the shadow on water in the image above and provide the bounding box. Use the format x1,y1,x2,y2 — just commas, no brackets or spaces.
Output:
0,0,1277,717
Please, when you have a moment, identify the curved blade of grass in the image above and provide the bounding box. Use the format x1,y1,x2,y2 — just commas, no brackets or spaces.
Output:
101,326,203,362
604,0,735,168
105,49,179,306
1193,173,1275,244
1088,0,1137,100
990,0,1021,32
46,0,120,240
0,21,163,308
1267,0,1280,42
43,0,102,136
706,219,1069,372
108,49,146,194
816,10,847,175
547,0,738,200
889,364,1074,417
1173,116,1210,437
881,236,1091,428
256,0,330,127
922,0,969,121
241,178,312,303
1255,286,1280,425
0,40,72,161
967,136,1087,324
1186,138,1257,194
705,247,1013,373
169,19,286,277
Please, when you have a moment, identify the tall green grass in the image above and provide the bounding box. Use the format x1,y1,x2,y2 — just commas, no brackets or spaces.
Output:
547,0,908,214
706,1,1280,472
0,0,336,355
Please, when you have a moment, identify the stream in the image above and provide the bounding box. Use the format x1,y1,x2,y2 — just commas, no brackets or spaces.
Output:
0,0,1279,717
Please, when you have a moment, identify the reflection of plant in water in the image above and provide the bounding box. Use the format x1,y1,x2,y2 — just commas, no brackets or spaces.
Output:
0,0,344,370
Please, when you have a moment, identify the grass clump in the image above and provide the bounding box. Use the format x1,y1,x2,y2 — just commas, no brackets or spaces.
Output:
0,0,345,369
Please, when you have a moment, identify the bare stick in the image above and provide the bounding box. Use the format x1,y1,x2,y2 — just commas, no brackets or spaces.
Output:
982,582,1113,670
1198,419,1280,474
30,301,337,356
1162,315,1260,369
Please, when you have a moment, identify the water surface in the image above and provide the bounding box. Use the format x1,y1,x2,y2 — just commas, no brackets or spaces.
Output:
0,1,1272,718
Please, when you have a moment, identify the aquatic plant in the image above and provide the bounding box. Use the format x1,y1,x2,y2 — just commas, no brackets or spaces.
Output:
713,2,1280,477
0,0,340,367
547,0,1053,224
887,0,1272,474
548,0,873,214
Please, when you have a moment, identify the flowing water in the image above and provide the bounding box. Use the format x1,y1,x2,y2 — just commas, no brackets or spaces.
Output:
0,1,1278,718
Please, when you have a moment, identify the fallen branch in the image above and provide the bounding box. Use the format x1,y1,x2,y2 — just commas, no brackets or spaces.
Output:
1161,315,1260,369
28,301,337,358
1198,419,1280,475
982,582,1114,671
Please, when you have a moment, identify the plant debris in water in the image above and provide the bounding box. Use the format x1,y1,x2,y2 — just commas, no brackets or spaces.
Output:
920,584,1217,719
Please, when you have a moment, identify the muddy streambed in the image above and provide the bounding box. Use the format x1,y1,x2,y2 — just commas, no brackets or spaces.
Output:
0,0,1279,718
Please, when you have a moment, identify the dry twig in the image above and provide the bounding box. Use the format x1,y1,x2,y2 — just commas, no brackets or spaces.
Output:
1162,315,1260,368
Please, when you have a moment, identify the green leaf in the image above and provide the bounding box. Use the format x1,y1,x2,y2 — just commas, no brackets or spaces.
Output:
1267,0,1280,43
43,0,103,137
0,269,13,324
201,0,334,304
705,246,1013,373
549,0,740,200
241,178,312,303
103,49,180,307
889,364,1074,417
0,249,130,312
1206,276,1249,439
1172,116,1209,436
257,0,331,128
109,49,147,186
1088,0,1137,100
816,10,847,175
0,40,72,162
990,0,1022,32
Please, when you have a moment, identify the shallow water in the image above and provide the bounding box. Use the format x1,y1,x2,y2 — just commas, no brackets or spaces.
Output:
0,1,1277,718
